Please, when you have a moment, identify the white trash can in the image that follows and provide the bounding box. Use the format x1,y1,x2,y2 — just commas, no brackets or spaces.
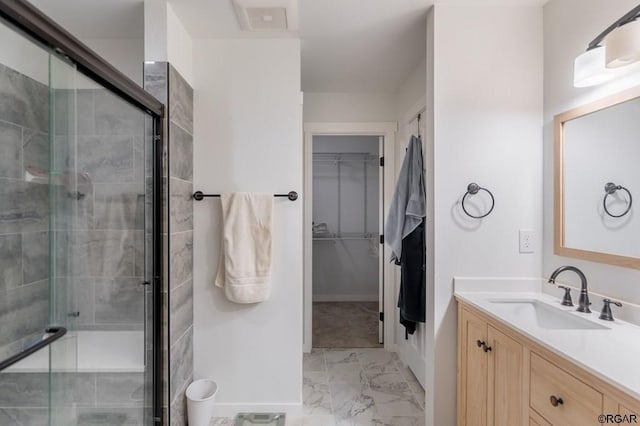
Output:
186,379,218,426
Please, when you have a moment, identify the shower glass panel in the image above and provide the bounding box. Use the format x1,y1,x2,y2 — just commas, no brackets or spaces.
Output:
0,17,53,426
0,11,158,426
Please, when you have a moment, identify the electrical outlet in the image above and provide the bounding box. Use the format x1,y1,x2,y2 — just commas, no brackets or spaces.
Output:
519,229,534,253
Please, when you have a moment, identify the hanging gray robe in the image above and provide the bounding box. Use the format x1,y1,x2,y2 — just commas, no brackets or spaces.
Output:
385,135,425,264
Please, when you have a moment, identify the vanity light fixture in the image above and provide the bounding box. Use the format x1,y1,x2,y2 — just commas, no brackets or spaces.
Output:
606,19,640,68
573,47,614,88
574,4,640,87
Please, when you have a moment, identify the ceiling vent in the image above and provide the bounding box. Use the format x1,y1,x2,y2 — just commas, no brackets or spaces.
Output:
232,0,298,32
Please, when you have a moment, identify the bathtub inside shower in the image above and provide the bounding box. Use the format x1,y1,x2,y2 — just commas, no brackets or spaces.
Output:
5,330,145,373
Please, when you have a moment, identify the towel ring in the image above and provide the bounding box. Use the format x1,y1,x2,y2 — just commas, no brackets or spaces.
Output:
603,182,632,218
461,183,495,219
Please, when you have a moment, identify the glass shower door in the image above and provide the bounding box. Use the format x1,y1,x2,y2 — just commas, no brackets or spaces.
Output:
0,15,62,425
48,58,156,426
0,9,158,426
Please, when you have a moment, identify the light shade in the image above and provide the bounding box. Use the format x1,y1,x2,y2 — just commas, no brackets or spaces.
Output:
605,20,640,68
573,47,615,87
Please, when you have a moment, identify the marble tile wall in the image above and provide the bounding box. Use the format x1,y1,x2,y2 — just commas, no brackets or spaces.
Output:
144,62,194,426
0,371,147,426
0,62,50,362
62,87,147,332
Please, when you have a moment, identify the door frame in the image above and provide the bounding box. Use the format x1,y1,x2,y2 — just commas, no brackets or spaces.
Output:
303,122,397,353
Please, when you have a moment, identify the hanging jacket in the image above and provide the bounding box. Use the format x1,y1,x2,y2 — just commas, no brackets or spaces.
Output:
397,218,426,336
385,135,425,265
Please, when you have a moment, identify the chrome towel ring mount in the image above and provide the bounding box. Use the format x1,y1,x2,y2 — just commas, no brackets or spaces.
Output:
461,183,495,219
603,182,632,218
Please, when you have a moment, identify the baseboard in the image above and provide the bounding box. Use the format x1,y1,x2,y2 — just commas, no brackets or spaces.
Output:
385,342,399,353
313,294,379,302
210,402,302,418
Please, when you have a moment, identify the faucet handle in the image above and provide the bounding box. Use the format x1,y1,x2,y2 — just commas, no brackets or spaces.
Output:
557,285,573,307
599,299,622,321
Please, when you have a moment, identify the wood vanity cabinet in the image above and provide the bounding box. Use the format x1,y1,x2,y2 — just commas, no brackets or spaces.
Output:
457,301,640,426
458,308,524,426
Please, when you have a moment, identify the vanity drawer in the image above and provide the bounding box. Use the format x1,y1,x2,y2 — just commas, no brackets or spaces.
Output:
530,352,603,425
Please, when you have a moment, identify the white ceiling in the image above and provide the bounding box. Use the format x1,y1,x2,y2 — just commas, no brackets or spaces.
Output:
29,0,144,39
299,0,430,93
168,0,432,93
27,0,550,93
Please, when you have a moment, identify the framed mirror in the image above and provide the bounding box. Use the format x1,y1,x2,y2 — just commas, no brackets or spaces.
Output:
555,86,640,269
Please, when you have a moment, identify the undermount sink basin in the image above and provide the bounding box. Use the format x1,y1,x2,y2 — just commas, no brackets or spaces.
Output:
488,299,609,330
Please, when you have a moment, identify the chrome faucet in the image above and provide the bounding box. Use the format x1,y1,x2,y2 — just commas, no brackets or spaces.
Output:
548,266,591,313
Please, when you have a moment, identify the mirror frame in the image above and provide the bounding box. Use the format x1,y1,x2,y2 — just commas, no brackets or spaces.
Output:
554,85,640,270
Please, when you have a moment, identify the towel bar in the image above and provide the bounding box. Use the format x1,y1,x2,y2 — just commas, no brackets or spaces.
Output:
192,191,298,201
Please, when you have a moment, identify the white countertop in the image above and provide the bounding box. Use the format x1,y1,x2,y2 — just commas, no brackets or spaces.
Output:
454,278,640,401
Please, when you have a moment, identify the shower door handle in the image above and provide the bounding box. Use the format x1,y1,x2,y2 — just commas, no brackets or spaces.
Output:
0,326,67,372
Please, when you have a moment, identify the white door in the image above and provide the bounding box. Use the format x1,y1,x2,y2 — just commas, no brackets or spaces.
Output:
378,136,384,344
396,107,427,389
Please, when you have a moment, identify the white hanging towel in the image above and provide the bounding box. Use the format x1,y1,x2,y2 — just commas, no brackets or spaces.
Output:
215,192,274,304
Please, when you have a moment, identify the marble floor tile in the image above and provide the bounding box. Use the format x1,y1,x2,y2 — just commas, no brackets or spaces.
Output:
303,350,326,372
207,348,425,426
324,350,359,365
408,381,425,410
367,372,423,417
324,351,365,384
395,362,425,409
303,371,332,415
330,383,376,423
357,349,399,375
287,415,337,426
327,362,368,385
209,418,234,426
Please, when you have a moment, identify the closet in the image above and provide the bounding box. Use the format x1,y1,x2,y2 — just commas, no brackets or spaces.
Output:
311,135,382,348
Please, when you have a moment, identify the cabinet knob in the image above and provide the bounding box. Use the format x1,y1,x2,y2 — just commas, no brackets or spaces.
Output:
549,395,564,407
483,345,492,353
476,340,485,348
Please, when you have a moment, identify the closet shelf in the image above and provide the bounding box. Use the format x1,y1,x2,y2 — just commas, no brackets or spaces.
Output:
313,232,377,241
313,152,378,163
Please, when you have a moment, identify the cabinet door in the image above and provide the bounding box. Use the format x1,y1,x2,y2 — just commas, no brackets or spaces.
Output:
459,308,488,426
487,326,524,426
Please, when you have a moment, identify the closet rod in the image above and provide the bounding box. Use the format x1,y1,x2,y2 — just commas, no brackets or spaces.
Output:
193,191,298,201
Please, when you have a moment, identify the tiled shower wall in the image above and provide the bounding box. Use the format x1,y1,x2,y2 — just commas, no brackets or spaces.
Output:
61,87,147,332
144,62,194,426
0,62,50,425
0,62,50,361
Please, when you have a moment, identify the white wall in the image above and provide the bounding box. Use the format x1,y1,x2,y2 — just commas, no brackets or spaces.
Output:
83,38,144,86
312,136,379,301
304,92,396,122
166,3,193,85
0,22,49,84
144,0,193,85
543,0,640,305
428,3,543,426
192,38,303,415
395,57,427,120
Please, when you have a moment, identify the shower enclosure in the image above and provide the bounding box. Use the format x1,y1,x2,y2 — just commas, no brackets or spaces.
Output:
0,1,163,425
